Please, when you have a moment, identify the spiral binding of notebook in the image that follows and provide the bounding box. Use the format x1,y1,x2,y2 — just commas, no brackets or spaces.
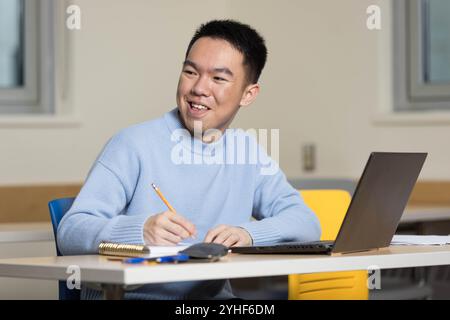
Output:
98,241,150,258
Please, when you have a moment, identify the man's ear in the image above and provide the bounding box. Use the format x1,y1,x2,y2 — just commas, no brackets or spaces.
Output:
240,83,260,107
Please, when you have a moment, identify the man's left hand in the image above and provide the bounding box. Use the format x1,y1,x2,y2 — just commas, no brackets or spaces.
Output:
204,225,253,247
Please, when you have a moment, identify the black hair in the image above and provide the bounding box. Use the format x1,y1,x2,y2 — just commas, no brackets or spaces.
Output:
185,20,267,84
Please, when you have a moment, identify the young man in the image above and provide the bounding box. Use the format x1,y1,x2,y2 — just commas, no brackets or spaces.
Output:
58,20,321,299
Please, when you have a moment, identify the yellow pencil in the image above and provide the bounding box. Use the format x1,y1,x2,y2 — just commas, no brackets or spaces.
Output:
152,183,196,238
151,183,177,213
151,183,195,239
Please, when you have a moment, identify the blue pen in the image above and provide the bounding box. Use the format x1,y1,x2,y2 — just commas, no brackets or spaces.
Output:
124,257,147,264
124,254,189,264
156,254,189,263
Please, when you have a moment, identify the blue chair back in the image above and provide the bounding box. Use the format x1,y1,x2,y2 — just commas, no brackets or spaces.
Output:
48,197,81,300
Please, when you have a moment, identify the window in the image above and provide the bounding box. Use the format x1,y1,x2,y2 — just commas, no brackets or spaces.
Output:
424,0,450,84
0,0,55,114
394,0,450,111
0,0,24,88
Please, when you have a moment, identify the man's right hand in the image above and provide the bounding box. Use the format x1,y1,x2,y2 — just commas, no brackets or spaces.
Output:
143,210,196,245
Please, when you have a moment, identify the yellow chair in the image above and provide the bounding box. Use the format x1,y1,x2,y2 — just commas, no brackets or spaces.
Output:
288,190,369,300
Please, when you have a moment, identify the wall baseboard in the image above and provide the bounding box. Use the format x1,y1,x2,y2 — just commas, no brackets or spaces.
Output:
409,181,450,207
0,184,82,223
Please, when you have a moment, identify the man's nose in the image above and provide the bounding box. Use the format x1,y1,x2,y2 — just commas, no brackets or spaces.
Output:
191,76,211,97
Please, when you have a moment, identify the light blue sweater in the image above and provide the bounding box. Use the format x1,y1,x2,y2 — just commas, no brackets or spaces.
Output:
57,108,321,299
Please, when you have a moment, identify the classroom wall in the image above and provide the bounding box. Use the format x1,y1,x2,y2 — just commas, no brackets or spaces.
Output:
1,0,449,188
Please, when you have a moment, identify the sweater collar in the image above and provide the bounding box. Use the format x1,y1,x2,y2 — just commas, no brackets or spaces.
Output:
164,107,227,156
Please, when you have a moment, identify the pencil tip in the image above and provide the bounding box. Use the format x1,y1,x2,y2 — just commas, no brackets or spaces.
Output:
151,183,156,189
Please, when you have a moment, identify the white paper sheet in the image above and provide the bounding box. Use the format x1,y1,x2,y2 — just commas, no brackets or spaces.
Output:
391,235,450,246
145,245,190,257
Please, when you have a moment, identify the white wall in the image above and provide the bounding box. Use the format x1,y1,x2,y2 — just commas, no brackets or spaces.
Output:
1,0,449,186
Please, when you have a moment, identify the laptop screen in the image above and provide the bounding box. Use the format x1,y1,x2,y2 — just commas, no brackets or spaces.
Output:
332,152,427,254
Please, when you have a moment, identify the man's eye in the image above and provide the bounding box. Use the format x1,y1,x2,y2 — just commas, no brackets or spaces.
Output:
183,70,196,75
214,77,226,82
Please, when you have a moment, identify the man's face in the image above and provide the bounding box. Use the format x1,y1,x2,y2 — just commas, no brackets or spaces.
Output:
176,37,258,140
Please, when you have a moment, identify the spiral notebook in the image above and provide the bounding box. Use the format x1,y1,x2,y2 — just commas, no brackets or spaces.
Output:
98,241,189,258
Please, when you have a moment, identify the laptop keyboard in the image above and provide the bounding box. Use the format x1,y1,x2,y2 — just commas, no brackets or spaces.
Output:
230,240,335,254
266,240,334,249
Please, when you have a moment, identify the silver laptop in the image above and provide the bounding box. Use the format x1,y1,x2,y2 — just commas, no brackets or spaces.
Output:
231,152,427,255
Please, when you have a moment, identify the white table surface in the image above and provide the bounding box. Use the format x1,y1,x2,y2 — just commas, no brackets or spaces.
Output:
0,245,450,286
401,206,450,223
0,222,53,243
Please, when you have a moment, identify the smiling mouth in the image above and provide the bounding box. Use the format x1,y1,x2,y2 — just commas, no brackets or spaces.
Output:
187,100,211,116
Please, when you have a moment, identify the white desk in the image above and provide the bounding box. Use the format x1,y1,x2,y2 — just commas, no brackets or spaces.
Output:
0,245,450,299
0,222,53,243
401,206,450,224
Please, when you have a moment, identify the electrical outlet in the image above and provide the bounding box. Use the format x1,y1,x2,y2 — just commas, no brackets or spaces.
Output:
302,143,316,172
